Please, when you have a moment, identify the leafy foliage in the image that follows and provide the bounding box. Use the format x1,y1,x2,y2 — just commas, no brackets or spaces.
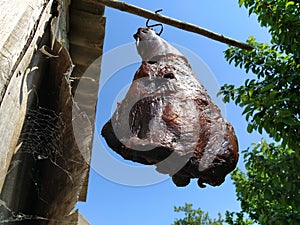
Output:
218,0,300,224
220,36,300,149
172,204,224,225
232,141,300,224
173,1,300,225
172,203,254,225
220,0,300,150
239,0,300,58
225,211,254,225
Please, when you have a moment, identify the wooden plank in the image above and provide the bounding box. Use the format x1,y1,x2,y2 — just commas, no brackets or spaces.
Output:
69,10,105,50
0,0,53,193
70,0,105,15
78,212,91,225
0,0,50,103
58,210,91,225
51,0,71,49
0,0,30,49
0,1,105,224
68,1,106,202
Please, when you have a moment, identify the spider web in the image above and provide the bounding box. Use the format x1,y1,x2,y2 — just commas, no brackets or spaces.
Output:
0,106,84,224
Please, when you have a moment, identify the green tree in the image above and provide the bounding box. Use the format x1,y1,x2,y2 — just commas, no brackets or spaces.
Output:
172,203,224,225
231,141,300,224
172,203,253,225
219,0,300,224
221,4,300,149
173,1,300,225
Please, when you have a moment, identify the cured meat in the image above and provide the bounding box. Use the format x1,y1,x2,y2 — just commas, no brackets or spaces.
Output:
101,28,239,188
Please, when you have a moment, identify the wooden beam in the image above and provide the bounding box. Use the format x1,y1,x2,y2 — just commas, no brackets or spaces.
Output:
97,0,254,50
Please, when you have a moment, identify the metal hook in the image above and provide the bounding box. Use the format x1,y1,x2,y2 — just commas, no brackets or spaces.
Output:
146,9,164,36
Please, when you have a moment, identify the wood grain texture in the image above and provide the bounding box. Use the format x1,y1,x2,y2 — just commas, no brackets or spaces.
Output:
0,0,53,193
0,1,105,223
97,0,254,50
0,0,50,103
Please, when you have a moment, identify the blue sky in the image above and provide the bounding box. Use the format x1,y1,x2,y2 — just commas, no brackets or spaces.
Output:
77,1,270,224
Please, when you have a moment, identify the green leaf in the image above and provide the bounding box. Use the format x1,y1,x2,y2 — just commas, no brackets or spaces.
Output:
238,0,245,7
286,1,295,7
248,89,253,98
222,1,300,223
247,124,253,133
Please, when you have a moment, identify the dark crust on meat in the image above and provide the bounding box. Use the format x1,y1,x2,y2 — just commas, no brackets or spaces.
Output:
101,28,239,188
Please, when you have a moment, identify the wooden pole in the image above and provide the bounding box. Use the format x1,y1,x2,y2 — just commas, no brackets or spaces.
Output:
98,0,254,50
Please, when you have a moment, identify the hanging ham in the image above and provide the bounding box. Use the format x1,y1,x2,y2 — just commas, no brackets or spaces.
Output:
101,28,239,188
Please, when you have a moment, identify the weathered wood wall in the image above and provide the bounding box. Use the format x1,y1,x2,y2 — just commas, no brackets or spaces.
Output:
0,0,53,194
0,0,105,224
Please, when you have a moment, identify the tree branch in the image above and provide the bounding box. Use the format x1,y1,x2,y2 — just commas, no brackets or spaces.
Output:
98,0,254,50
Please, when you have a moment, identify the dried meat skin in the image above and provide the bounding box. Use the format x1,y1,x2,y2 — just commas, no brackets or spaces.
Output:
101,28,239,188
